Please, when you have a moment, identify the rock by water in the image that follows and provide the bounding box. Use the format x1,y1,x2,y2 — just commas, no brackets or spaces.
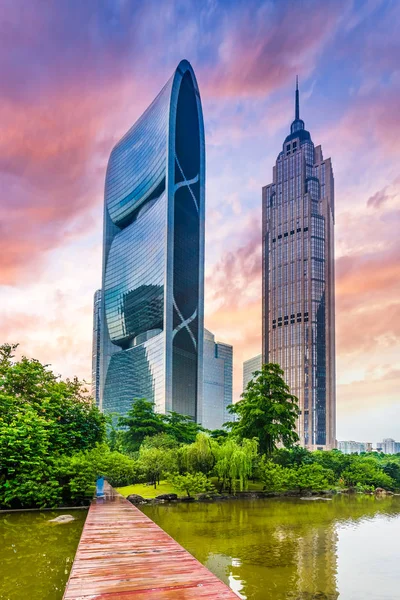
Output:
49,514,75,524
127,494,147,504
300,497,332,501
155,493,178,501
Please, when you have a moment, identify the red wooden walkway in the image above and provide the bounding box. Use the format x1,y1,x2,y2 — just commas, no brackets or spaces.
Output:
63,484,238,599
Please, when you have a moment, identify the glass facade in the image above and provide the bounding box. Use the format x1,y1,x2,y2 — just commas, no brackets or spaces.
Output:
262,82,336,450
91,289,102,406
98,60,205,419
242,354,262,393
202,329,233,431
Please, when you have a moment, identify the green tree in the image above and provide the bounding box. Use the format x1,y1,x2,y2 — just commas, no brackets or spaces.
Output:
141,432,178,450
0,343,106,508
259,459,293,492
215,438,258,493
208,428,229,441
168,472,215,498
292,463,335,492
162,411,202,444
227,363,299,455
184,432,219,476
342,459,395,490
383,462,400,488
138,446,176,488
0,343,106,455
106,412,124,452
311,449,352,478
272,445,313,468
57,445,140,503
118,399,166,452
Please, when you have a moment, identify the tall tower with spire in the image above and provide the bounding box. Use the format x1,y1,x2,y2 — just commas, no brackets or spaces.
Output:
262,80,336,450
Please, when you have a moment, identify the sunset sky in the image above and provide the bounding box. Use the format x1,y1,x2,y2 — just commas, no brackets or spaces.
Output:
1,0,399,442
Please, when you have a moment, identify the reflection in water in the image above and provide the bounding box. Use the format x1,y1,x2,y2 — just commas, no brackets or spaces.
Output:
143,495,400,600
0,509,86,600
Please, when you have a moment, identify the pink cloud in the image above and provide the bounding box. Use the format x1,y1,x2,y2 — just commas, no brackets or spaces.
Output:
323,86,400,164
367,187,392,209
202,0,344,98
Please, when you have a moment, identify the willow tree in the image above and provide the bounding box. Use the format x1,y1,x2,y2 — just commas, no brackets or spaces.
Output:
184,432,219,476
227,363,299,455
215,438,258,493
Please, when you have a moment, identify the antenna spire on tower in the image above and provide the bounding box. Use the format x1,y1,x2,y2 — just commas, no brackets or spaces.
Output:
295,75,300,120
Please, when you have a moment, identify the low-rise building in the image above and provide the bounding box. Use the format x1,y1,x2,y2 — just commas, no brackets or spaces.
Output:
243,354,262,393
337,440,371,455
202,329,233,431
377,439,400,454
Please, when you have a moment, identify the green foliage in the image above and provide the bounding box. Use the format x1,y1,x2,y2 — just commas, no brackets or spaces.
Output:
168,472,215,498
118,402,202,452
183,432,219,476
272,445,313,468
58,445,139,502
118,399,165,452
208,428,229,441
311,449,352,478
227,363,299,455
260,459,293,492
382,462,400,487
138,446,176,488
106,412,125,452
293,464,335,492
260,460,334,493
0,344,106,509
162,411,203,444
355,482,375,493
0,344,106,457
141,432,178,450
3,345,399,507
342,459,395,490
215,438,258,492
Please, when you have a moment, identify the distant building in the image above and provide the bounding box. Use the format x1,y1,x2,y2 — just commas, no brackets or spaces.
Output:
262,79,336,450
377,439,400,454
202,329,233,430
338,440,371,454
243,354,262,393
91,289,102,406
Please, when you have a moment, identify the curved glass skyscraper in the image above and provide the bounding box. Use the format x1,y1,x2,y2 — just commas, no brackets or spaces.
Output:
99,60,205,420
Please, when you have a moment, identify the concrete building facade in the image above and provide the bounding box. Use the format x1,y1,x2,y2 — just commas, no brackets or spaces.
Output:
202,329,233,430
242,354,262,393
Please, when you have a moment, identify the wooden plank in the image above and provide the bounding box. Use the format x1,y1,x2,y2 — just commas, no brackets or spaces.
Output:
63,483,238,599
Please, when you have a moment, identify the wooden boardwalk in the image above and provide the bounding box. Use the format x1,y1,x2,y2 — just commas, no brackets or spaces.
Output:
63,483,238,599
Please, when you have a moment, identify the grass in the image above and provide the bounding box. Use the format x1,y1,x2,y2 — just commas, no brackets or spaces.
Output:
209,477,265,492
117,479,265,498
116,481,180,499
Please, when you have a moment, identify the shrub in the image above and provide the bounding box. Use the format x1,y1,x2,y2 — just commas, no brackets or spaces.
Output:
292,463,335,492
260,459,293,492
168,472,215,498
58,445,140,502
342,460,395,490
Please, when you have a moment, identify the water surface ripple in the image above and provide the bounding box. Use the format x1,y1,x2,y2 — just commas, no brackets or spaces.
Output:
0,509,86,600
142,495,400,600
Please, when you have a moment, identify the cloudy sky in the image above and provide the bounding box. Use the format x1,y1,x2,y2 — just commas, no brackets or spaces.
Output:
1,0,399,442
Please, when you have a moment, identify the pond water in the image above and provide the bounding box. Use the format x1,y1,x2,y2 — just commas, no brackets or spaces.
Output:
0,509,86,600
142,495,400,600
